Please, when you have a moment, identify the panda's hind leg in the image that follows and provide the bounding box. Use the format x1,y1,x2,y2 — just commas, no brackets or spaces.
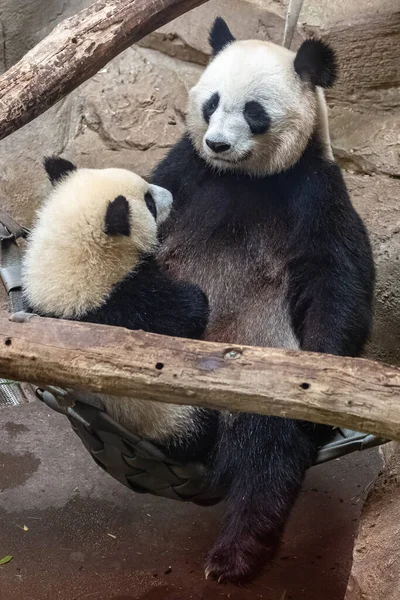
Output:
160,408,219,463
204,414,321,584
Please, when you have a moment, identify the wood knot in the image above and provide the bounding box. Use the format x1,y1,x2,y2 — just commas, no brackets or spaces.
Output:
224,349,242,360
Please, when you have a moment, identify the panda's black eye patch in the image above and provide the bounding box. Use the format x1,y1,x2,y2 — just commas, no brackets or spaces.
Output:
202,92,220,123
145,192,157,220
243,101,270,135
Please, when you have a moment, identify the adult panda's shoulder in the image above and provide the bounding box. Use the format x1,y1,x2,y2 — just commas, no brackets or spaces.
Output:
284,135,374,281
281,134,350,211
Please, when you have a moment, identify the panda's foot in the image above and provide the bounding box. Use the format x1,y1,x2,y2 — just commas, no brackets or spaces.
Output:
204,535,276,584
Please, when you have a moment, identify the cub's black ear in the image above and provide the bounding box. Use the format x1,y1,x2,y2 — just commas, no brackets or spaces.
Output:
294,39,337,88
209,17,236,57
104,195,131,237
43,156,77,185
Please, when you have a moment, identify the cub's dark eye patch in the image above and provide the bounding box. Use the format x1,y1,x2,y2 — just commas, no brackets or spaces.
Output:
202,92,220,123
145,192,157,220
243,101,270,135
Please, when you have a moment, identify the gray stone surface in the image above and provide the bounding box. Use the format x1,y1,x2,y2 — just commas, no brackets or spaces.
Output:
331,107,400,179
0,98,78,225
65,48,202,178
0,0,92,73
138,0,304,65
248,0,398,28
346,174,400,366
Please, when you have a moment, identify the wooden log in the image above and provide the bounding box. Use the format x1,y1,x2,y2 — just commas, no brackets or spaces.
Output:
0,313,400,440
0,0,208,141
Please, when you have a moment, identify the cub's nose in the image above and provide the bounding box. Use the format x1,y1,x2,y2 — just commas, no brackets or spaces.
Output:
205,139,231,153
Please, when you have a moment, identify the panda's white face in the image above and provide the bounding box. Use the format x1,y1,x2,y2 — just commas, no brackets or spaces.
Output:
187,40,319,176
23,162,173,319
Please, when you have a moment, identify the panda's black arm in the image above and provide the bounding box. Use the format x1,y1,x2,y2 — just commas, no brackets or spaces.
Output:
151,135,197,201
79,257,209,341
296,262,373,357
290,197,374,358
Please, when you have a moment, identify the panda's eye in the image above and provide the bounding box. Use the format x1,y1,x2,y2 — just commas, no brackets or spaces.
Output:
202,92,220,123
243,101,270,135
145,192,157,220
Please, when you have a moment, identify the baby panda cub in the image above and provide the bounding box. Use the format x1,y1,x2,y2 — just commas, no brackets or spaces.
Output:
22,157,216,461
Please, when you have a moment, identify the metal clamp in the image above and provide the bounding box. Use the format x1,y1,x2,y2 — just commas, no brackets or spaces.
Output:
0,216,28,314
315,429,388,465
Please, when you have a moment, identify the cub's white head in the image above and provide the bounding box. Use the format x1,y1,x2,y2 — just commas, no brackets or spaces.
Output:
187,17,337,176
22,157,172,318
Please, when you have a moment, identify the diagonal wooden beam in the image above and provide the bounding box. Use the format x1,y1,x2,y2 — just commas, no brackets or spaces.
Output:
0,0,209,141
0,313,399,440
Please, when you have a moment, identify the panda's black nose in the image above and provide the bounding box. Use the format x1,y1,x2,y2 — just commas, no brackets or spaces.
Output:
206,139,231,153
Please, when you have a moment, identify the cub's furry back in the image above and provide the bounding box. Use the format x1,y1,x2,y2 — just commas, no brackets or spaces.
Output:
22,157,217,462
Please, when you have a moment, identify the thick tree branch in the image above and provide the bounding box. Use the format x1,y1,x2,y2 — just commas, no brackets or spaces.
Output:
0,313,400,440
0,0,209,141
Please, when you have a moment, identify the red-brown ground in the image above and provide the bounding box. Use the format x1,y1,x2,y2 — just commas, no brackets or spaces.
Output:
0,402,381,600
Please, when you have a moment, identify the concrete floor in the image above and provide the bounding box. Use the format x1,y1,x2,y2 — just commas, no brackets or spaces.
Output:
0,401,381,600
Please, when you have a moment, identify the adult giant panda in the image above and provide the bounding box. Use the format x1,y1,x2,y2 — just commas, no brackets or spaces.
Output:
22,157,217,461
152,18,375,583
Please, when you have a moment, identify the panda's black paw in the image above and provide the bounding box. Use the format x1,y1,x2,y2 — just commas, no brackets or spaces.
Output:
204,539,268,585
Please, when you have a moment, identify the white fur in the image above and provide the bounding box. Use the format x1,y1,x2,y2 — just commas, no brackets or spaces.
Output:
148,183,173,224
22,168,172,319
315,87,334,160
78,391,202,444
187,40,332,176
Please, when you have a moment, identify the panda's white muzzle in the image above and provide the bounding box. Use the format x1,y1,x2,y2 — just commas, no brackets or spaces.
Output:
202,111,254,165
148,184,173,225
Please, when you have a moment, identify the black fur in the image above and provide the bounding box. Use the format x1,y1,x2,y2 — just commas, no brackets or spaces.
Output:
82,255,217,462
152,133,374,581
104,195,131,237
144,192,157,220
209,17,236,57
203,92,220,123
294,39,337,89
243,101,271,135
44,156,77,185
79,255,209,339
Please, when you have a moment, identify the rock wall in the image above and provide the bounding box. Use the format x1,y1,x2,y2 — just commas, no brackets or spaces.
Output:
345,442,400,600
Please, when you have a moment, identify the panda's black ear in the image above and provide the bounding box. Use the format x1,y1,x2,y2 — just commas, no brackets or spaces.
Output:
43,156,77,185
104,195,131,237
294,39,337,88
209,17,236,57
